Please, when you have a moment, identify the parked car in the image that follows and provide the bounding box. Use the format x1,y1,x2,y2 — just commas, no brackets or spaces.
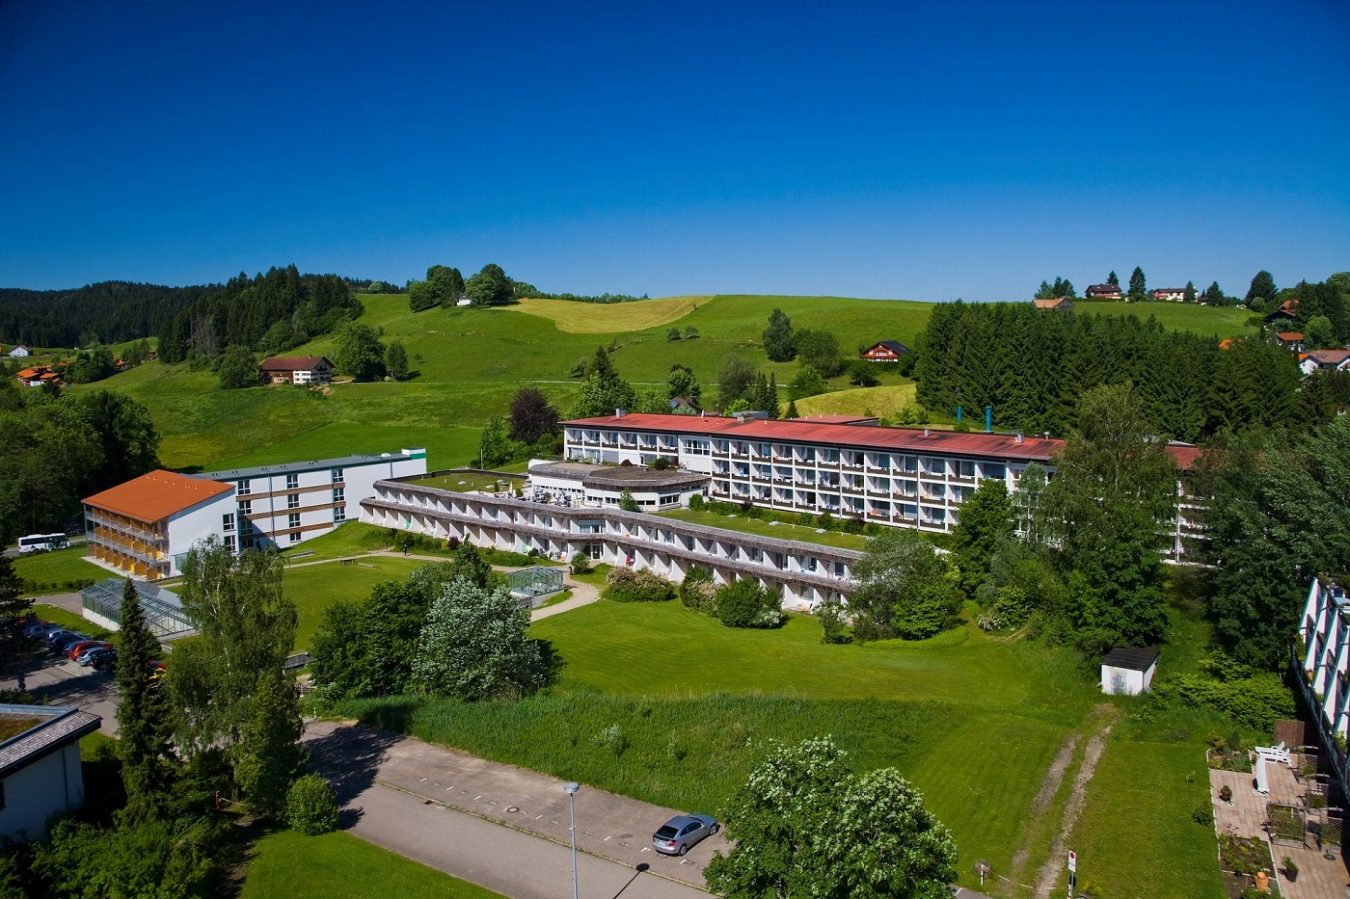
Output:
24,621,59,639
67,640,113,660
73,643,114,664
50,632,91,653
81,648,117,669
652,814,719,856
44,628,76,647
88,649,119,672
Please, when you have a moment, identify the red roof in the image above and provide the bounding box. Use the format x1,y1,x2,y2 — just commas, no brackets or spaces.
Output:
567,413,1202,470
83,470,233,522
795,415,878,424
1276,331,1304,341
259,355,331,372
1308,349,1350,367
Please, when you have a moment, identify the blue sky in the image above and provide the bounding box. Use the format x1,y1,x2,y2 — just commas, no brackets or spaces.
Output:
1,0,1347,299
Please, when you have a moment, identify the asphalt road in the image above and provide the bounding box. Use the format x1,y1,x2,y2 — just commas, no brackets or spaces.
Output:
305,721,715,899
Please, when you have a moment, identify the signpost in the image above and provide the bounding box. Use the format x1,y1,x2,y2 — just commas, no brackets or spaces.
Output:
1067,850,1077,897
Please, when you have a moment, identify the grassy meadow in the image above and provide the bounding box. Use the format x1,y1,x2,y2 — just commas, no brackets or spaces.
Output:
1073,299,1256,338
283,556,427,650
242,829,503,899
794,382,918,418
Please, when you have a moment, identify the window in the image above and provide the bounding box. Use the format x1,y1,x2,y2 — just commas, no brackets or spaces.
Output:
332,467,344,484
222,513,235,533
286,473,299,490
289,531,300,544
224,534,236,552
287,494,300,509
334,506,346,523
237,479,251,496
238,499,251,516
288,513,300,530
332,487,345,504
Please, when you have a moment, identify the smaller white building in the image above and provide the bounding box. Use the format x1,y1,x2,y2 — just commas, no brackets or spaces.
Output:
7,345,30,358
526,460,708,510
1101,647,1160,695
0,705,101,841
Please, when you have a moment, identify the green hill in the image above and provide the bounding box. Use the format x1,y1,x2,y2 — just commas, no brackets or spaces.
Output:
70,293,1257,471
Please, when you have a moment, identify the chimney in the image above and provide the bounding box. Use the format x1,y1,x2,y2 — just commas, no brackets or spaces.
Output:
1015,432,1024,445
615,408,625,418
923,428,930,437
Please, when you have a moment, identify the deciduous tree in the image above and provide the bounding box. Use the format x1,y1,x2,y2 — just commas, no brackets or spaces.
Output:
333,322,386,381
950,479,1014,597
216,344,258,389
232,667,303,816
508,386,560,444
384,340,409,380
849,529,960,640
762,308,796,361
1246,270,1277,305
717,355,756,410
464,263,514,307
666,364,701,408
569,347,636,418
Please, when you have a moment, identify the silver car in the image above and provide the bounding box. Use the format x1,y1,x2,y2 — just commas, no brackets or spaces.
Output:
652,814,718,856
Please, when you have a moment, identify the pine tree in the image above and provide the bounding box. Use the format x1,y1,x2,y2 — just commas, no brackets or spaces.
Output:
766,373,780,419
1107,270,1120,288
0,558,32,690
785,398,800,419
115,578,175,816
1127,266,1147,302
1183,281,1196,303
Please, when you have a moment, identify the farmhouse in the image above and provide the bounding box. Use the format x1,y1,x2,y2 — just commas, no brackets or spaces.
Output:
1274,331,1305,351
0,705,102,841
83,449,428,579
1085,283,1123,300
1032,297,1073,312
7,345,30,358
14,366,61,388
259,355,333,386
561,412,1207,561
1100,647,1160,695
860,340,911,362
1150,288,1187,302
1296,578,1350,794
1263,299,1299,324
1299,348,1350,375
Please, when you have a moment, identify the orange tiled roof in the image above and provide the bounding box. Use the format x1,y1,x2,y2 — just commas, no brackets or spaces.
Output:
1276,331,1304,341
1218,338,1235,350
83,470,233,522
15,367,41,379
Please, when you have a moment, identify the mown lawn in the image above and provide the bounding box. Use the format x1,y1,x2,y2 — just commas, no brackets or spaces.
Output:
283,557,426,650
280,522,395,563
410,472,527,492
33,603,113,640
242,829,503,899
794,382,919,418
13,547,106,593
657,507,870,552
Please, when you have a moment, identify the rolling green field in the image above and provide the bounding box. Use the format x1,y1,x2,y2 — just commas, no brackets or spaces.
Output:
242,830,503,899
1074,299,1257,338
794,382,919,418
66,292,1257,472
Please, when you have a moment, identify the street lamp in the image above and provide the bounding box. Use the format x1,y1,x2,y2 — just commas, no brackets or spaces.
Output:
564,782,580,899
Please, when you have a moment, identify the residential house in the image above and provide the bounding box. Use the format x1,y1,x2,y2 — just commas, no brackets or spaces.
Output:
1085,284,1123,300
1263,299,1299,324
1299,348,1350,376
1032,297,1073,312
1151,288,1187,302
1275,331,1305,352
0,705,101,841
14,366,60,388
258,355,334,386
7,345,30,358
860,339,912,362
1218,338,1236,351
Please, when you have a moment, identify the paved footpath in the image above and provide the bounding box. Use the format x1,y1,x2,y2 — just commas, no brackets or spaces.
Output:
304,720,717,899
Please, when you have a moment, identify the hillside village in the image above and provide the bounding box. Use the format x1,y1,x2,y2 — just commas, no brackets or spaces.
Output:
3,267,1350,899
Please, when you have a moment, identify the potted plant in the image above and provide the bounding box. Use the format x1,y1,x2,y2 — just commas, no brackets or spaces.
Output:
1219,784,1233,803
1283,856,1298,882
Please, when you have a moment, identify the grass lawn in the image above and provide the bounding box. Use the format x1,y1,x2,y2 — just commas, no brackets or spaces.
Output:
280,522,395,563
14,547,106,593
1074,300,1258,339
794,382,918,418
658,507,870,552
409,472,527,493
242,829,503,899
284,557,427,650
33,603,113,640
514,295,714,333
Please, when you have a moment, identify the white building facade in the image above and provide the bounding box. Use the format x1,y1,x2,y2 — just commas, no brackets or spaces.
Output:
361,479,859,609
563,413,1205,559
1297,578,1350,794
201,448,427,551
0,705,101,841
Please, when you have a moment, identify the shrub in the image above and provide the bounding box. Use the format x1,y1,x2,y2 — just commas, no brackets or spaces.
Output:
603,568,676,603
593,723,629,758
1192,804,1214,826
688,493,705,511
287,774,339,835
679,566,717,614
1151,673,1295,730
818,598,851,644
447,536,461,550
570,553,592,575
1218,784,1232,802
715,579,785,629
816,511,834,531
651,457,672,470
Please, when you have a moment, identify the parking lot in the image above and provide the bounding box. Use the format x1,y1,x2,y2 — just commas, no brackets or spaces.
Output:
2,625,120,738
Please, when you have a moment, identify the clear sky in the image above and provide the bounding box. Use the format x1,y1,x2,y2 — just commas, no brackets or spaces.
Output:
1,0,1347,299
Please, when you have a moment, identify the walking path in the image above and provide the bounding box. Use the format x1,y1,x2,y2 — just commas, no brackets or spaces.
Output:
304,720,716,898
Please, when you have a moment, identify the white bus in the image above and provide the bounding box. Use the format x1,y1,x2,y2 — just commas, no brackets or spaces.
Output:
17,533,68,554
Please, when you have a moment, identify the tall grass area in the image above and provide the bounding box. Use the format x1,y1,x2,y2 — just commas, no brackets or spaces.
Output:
338,598,1098,887
242,830,503,899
